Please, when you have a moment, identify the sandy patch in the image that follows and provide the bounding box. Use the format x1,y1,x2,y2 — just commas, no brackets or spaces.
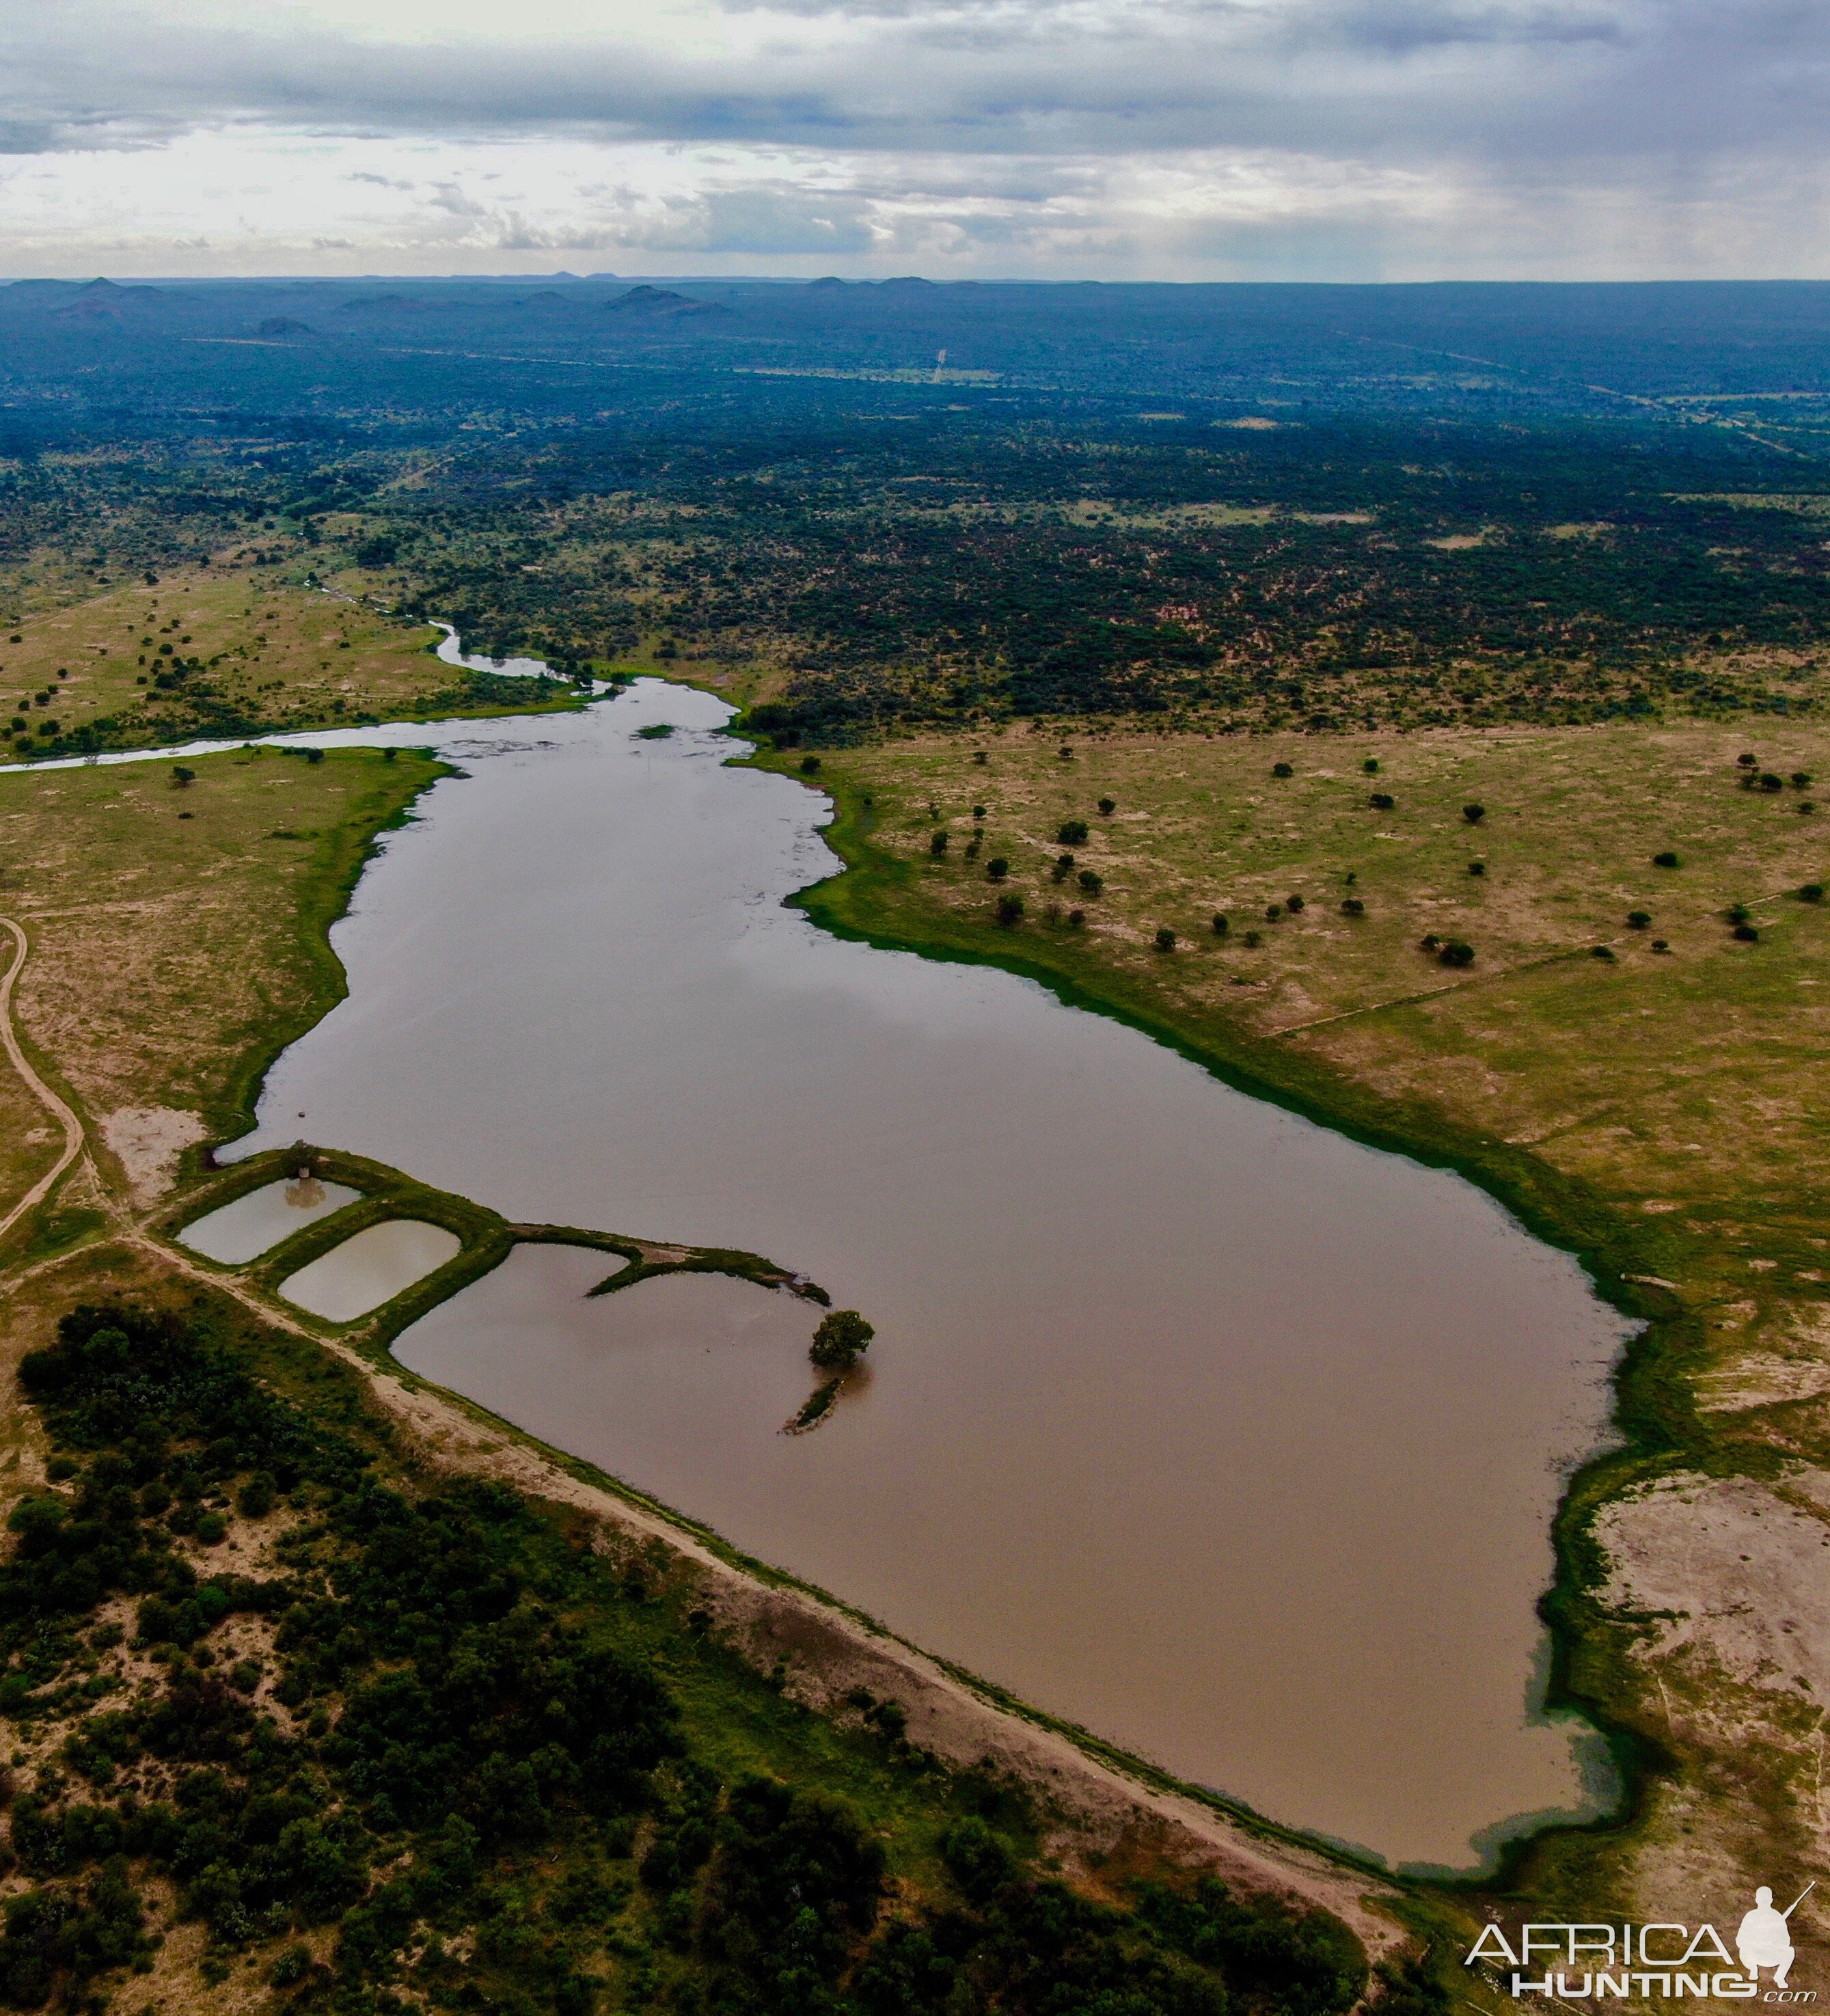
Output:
1697,1350,1830,1413
101,1105,207,1203
1596,1470,1830,1698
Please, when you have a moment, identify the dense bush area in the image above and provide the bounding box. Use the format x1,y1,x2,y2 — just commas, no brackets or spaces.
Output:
0,1300,1378,2015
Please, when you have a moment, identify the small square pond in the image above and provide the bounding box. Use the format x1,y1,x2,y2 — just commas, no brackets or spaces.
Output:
177,1176,363,1264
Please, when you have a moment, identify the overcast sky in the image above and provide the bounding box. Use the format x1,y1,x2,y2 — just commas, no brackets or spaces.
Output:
1,0,1823,280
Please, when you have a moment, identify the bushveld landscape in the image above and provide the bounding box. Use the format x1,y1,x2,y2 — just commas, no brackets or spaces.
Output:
0,276,1828,2010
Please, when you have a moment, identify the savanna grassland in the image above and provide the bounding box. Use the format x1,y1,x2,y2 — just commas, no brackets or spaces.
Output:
3,275,1830,2007
0,744,440,1231
0,564,582,762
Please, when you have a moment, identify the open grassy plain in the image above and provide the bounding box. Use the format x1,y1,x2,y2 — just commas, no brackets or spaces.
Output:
784,716,1830,1942
0,560,582,761
0,746,441,1245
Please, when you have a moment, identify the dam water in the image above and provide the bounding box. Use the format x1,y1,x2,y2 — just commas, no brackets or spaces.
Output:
222,679,1630,1870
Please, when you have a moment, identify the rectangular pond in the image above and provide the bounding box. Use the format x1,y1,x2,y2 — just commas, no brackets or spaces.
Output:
278,1219,462,1322
177,1176,363,1264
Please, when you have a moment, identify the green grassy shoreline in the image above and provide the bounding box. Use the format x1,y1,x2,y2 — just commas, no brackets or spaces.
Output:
737,736,1714,1909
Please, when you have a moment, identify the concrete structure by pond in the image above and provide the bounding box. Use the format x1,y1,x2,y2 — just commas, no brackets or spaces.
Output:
178,1175,362,1264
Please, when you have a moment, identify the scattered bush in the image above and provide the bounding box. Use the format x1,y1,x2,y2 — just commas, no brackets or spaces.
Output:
170,766,195,787
1077,869,1102,895
1242,929,1261,948
799,755,821,774
1058,746,1074,761
1737,752,1758,767
995,892,1025,927
1728,902,1751,925
1067,908,1085,928
1626,911,1651,929
1654,850,1680,867
973,750,987,764
1362,759,1379,774
1591,945,1615,960
972,804,986,820
1652,938,1670,952
271,1944,311,1987
1733,923,1760,942
1801,884,1825,903
1438,940,1475,968
1058,819,1089,845
929,830,949,857
986,858,1009,882
1369,792,1395,811
1286,895,1305,913
1760,772,1786,793
1469,860,1486,876
1154,928,1177,953
1341,898,1364,915
1212,913,1229,935
1462,804,1486,824
1271,762,1293,778
1265,903,1282,921
1097,797,1115,815
1793,772,1814,789
1052,853,1074,881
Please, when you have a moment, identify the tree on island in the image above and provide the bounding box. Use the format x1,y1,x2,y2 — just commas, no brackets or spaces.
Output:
810,1310,875,1372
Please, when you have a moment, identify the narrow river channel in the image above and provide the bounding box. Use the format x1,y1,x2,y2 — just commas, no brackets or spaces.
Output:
222,678,1630,1872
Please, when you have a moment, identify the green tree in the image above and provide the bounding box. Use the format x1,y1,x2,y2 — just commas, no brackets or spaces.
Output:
810,1311,875,1372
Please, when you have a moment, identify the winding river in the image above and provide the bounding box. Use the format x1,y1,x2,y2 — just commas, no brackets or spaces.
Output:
208,678,1628,1872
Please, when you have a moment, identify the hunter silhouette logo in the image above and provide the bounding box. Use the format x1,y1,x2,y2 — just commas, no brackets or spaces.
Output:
1464,1881,1816,2001
1739,1886,1813,1992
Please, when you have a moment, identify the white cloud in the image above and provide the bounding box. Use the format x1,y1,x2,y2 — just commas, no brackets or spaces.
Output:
0,0,1825,276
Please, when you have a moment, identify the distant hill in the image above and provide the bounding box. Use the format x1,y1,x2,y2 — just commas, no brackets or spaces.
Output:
49,277,165,323
254,316,313,337
603,286,730,319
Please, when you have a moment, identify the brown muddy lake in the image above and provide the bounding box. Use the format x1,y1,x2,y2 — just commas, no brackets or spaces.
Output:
226,683,1631,1871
